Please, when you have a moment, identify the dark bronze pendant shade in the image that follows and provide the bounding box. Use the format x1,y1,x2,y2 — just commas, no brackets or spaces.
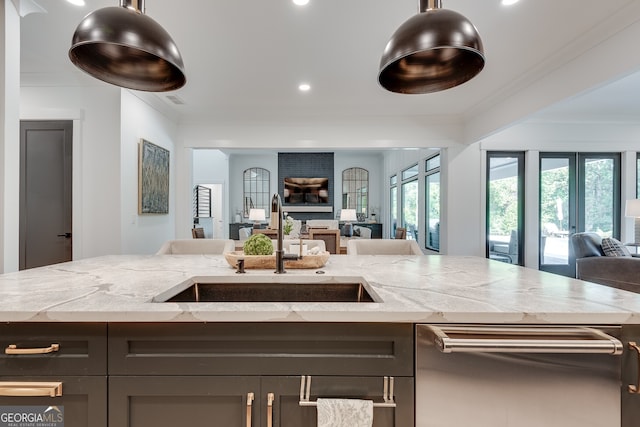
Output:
69,0,186,92
379,0,484,94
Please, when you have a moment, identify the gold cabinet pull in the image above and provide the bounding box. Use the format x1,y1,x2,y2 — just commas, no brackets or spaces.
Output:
5,343,60,355
0,382,62,397
628,342,640,394
267,393,274,427
246,392,254,427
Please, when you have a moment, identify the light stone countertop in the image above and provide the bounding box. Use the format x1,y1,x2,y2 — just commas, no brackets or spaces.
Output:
2,254,640,324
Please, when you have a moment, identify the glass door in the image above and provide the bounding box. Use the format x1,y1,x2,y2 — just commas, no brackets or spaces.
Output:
539,153,620,277
486,152,524,265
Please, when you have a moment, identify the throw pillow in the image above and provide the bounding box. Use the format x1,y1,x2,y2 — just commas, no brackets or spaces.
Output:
601,237,631,257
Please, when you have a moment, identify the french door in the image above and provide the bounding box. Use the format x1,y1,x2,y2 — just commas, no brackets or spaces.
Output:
486,152,524,266
539,153,621,277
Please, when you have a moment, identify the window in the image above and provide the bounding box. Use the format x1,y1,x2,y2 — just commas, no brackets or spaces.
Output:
342,167,369,217
193,185,211,218
243,167,270,217
401,164,419,240
425,154,440,251
390,175,397,238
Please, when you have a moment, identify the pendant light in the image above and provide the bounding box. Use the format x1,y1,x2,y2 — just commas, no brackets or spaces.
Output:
69,0,186,92
378,0,484,94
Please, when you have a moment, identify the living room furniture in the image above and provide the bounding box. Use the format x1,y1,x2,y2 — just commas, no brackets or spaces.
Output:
347,239,422,255
489,230,518,264
191,227,205,238
395,227,407,240
309,229,341,254
571,232,640,293
252,229,279,239
156,239,235,255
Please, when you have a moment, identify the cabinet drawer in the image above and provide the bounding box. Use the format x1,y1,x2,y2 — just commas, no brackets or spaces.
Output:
109,323,413,376
0,376,107,427
0,323,107,376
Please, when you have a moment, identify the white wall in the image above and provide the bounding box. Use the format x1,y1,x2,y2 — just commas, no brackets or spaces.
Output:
192,149,229,238
120,90,179,254
20,83,122,259
228,152,279,221
224,151,385,225
334,151,383,219
1,1,19,272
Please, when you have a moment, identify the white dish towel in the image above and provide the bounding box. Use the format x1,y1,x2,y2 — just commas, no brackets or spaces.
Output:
317,398,373,427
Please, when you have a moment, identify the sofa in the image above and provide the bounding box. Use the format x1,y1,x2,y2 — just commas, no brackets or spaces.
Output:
571,232,640,293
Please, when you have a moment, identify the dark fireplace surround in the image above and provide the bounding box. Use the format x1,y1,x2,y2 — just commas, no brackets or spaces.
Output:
278,152,334,221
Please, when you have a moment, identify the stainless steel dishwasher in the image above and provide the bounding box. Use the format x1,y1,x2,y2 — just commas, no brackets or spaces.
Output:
416,325,623,427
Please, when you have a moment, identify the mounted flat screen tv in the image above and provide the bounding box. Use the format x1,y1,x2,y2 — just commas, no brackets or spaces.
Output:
284,177,329,204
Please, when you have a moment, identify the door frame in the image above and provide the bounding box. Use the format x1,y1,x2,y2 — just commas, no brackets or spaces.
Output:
19,110,82,266
19,120,73,269
486,151,525,266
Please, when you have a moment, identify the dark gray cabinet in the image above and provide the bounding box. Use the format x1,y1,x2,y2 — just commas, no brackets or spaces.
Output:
622,326,640,427
263,376,413,427
0,323,107,427
110,376,259,426
108,322,414,427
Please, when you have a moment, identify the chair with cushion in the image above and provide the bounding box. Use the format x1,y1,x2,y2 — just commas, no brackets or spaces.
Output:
308,229,341,254
352,225,372,239
395,227,407,240
191,227,205,238
571,232,640,293
156,239,235,255
347,239,422,255
238,227,253,242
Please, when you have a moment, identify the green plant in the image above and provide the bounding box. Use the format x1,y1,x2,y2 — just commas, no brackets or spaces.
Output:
243,233,274,255
283,216,294,235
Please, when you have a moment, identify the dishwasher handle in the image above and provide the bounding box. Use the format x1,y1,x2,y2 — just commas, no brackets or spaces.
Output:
422,325,623,355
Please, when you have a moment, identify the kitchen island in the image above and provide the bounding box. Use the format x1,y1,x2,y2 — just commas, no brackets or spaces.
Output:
2,254,640,323
0,254,639,427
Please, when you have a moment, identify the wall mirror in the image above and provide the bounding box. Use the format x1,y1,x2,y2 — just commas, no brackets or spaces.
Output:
342,167,369,216
243,167,270,217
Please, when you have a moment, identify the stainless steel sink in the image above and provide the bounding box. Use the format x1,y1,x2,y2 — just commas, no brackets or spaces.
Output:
153,275,380,303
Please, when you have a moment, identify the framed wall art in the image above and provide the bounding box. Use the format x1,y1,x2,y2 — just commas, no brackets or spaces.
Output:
138,139,170,214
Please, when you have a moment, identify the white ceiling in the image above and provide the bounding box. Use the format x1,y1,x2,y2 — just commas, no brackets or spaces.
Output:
18,0,640,138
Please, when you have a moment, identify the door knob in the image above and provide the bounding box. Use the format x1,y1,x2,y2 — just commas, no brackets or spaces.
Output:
57,233,72,238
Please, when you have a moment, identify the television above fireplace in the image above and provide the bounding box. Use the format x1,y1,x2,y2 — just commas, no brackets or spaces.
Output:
283,177,329,205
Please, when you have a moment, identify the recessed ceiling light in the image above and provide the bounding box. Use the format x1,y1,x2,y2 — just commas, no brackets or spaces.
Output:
293,0,309,6
66,0,86,6
298,83,311,92
501,0,520,5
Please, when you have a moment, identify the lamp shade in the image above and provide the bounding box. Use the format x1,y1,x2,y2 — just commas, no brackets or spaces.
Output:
626,200,640,217
249,209,266,221
340,209,358,222
378,0,484,94
69,0,186,92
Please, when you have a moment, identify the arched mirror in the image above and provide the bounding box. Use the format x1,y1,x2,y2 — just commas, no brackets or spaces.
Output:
342,167,369,217
243,167,270,217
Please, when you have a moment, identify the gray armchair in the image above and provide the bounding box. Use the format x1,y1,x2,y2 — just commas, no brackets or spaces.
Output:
571,232,640,293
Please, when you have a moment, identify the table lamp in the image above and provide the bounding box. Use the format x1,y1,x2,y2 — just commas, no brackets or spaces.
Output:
249,208,266,229
625,199,640,243
340,209,358,237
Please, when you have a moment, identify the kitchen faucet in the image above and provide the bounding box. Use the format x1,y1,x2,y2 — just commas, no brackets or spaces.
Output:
271,193,286,274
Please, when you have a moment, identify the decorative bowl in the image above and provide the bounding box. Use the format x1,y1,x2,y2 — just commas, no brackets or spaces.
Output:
224,251,330,269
